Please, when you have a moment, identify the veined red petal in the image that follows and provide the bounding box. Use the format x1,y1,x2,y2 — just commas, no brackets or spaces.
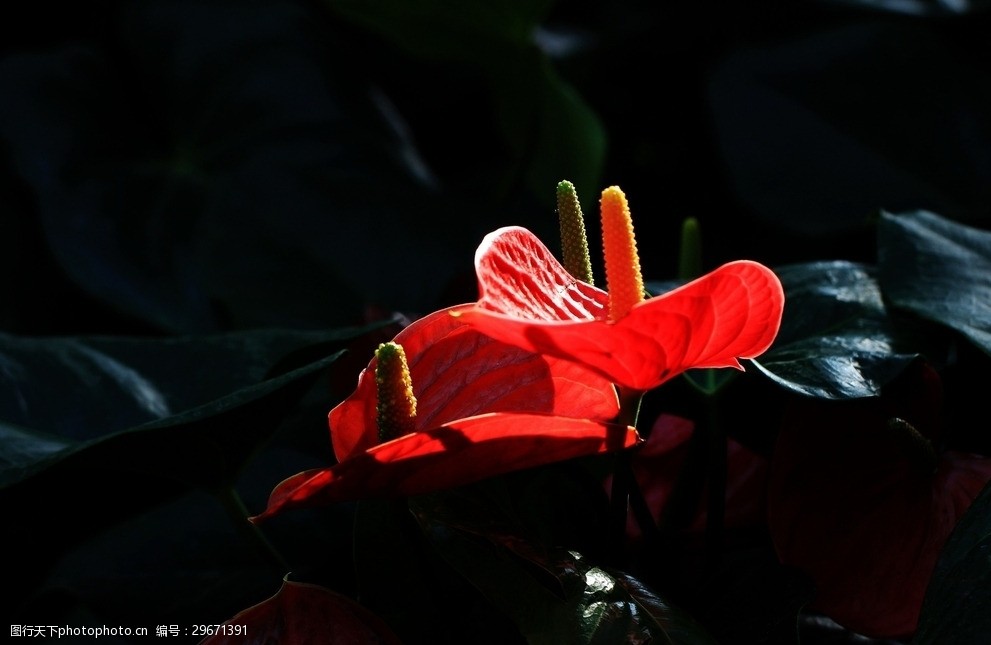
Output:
459,248,785,391
330,305,620,462
254,413,640,519
474,226,609,321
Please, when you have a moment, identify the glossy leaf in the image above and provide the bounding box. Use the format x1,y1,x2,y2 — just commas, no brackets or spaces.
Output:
752,261,934,399
456,227,784,392
878,210,991,356
412,493,718,644
202,578,402,645
0,328,366,438
914,480,991,645
0,328,357,488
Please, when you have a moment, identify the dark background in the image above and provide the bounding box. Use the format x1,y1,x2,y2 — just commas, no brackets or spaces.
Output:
3,1,991,643
4,0,990,338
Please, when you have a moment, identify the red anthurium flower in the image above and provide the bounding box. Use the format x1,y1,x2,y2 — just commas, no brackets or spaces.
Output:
767,361,991,639
254,306,639,520
453,226,784,392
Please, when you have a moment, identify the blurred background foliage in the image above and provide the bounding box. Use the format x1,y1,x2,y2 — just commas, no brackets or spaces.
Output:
4,0,988,336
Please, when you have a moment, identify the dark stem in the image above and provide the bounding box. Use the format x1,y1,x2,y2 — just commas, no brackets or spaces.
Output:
607,387,643,567
218,485,290,573
703,392,726,573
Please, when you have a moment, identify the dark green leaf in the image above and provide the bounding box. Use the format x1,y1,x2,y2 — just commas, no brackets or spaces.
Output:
493,55,606,208
0,327,365,488
610,572,724,645
752,261,938,399
0,328,364,436
4,346,344,610
913,480,991,645
710,22,991,237
412,492,717,645
0,422,75,483
354,499,524,644
16,490,281,627
4,349,339,489
878,210,991,356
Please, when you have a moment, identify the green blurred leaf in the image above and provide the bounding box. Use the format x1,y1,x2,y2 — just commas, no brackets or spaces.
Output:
412,491,717,645
323,0,605,205
609,572,723,645
914,480,991,645
878,210,991,356
495,56,606,208
752,261,939,399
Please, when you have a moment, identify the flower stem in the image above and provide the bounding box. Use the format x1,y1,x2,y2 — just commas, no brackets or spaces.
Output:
218,485,290,573
703,394,726,573
607,387,643,566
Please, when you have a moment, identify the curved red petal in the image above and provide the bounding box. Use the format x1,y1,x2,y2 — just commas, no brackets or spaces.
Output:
457,260,784,391
330,306,620,461
620,260,785,378
475,226,609,320
255,413,640,519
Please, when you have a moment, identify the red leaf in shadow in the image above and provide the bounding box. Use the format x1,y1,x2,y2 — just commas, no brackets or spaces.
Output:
607,414,767,545
454,227,785,391
767,362,991,639
200,579,401,645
